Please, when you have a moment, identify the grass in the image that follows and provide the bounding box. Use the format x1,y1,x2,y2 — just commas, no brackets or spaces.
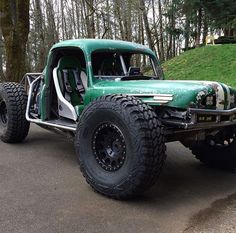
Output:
162,44,236,87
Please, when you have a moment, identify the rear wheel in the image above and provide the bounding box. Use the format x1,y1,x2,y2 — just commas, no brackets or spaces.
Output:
75,95,166,199
0,82,30,143
190,129,236,169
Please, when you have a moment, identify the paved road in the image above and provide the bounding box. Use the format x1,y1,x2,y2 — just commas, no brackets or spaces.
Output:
0,125,236,233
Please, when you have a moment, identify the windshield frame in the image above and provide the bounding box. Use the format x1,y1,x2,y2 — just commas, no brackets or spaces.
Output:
91,51,163,81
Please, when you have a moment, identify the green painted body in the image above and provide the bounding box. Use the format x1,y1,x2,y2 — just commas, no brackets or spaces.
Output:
39,39,236,120
84,80,213,107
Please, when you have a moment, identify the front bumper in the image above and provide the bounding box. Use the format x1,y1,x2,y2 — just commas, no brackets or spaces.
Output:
162,107,236,130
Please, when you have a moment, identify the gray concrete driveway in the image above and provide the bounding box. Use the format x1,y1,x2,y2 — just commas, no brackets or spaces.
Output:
0,125,236,233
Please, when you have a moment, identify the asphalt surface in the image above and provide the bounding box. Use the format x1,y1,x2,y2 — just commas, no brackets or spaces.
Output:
0,124,236,233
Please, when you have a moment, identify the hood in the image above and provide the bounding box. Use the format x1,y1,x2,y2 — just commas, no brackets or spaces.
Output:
87,80,236,110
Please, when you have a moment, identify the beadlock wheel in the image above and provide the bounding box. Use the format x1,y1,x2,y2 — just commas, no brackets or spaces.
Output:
92,123,126,172
75,95,166,199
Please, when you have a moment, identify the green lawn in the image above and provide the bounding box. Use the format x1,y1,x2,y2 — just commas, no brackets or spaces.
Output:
162,44,236,87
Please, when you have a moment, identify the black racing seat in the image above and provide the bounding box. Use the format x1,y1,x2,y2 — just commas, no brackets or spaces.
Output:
56,56,87,105
52,56,88,120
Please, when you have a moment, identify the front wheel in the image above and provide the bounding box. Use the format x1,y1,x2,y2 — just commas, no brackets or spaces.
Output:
0,82,30,143
75,95,166,199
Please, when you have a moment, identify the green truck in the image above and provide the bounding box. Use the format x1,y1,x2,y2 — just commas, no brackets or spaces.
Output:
1,39,236,199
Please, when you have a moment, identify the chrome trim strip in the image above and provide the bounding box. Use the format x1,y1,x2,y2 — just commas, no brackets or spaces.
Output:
144,100,169,104
127,93,173,97
153,96,173,101
127,93,173,104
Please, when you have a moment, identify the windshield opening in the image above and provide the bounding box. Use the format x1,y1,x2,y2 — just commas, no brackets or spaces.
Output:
91,51,163,81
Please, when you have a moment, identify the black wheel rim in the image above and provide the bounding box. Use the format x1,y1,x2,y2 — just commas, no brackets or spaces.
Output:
92,123,126,172
0,98,8,126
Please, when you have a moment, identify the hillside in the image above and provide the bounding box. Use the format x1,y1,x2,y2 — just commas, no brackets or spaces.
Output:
162,45,236,87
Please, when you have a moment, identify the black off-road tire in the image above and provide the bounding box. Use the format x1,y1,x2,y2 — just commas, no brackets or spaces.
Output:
190,141,236,169
0,82,30,143
75,95,166,199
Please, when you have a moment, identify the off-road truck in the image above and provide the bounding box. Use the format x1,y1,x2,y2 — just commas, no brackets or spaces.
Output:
1,39,236,199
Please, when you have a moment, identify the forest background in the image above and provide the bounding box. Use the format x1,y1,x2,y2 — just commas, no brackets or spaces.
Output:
0,0,236,82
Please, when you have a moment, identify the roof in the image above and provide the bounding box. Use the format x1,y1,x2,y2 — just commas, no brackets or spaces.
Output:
51,39,155,56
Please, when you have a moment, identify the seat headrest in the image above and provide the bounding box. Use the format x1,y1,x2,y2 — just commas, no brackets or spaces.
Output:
57,56,81,69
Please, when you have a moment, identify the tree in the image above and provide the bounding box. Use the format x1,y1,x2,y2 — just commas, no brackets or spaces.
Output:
158,0,165,61
1,0,235,77
0,0,30,82
140,0,155,52
204,0,236,36
182,0,204,47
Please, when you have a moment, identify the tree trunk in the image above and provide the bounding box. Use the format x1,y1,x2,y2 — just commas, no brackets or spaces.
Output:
60,0,65,40
35,0,45,71
140,0,155,52
152,0,161,60
74,0,81,38
158,0,164,61
123,1,132,41
185,14,190,49
114,0,125,40
82,0,95,38
167,6,175,59
203,10,208,44
0,0,30,82
196,7,202,46
45,0,59,46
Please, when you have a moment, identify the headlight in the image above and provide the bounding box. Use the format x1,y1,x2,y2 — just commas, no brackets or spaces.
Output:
206,95,214,106
202,95,216,106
